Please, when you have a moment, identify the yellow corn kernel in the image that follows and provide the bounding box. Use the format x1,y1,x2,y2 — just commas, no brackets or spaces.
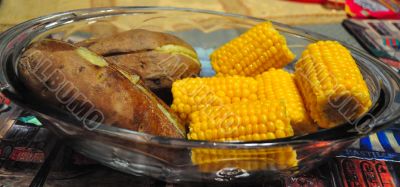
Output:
256,68,317,133
210,22,295,76
187,100,293,141
295,41,372,128
171,76,258,121
191,146,297,172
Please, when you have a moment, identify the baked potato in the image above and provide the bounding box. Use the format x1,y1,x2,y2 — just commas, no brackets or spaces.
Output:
18,39,186,138
77,29,201,90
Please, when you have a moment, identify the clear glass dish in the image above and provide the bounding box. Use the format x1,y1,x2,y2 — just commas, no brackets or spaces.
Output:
0,7,399,183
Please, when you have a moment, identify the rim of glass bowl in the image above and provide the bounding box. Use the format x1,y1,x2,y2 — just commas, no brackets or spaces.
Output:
0,6,399,149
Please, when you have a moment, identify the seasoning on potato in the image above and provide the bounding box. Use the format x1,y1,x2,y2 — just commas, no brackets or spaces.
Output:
18,39,186,138
77,29,201,91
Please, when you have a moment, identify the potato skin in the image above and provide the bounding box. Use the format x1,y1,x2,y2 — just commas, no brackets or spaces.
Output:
77,29,201,90
18,40,185,138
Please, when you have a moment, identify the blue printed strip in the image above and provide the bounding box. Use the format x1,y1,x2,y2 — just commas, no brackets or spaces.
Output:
377,131,395,153
337,149,400,162
360,136,373,150
393,130,400,147
385,131,400,153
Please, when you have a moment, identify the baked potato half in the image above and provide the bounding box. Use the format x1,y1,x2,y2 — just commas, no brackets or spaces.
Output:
18,39,186,138
77,29,201,90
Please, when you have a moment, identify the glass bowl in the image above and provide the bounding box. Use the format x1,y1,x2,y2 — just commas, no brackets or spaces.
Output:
0,7,399,183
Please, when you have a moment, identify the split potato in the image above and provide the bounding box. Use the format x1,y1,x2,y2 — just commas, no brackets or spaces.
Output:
77,29,201,90
18,39,186,138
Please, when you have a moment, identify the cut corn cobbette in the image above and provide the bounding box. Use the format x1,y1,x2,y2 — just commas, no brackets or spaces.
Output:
256,69,317,133
171,76,258,121
210,22,295,76
295,41,372,128
187,100,294,141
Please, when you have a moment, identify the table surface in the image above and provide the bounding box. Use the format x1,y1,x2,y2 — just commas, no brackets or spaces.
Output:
0,0,346,32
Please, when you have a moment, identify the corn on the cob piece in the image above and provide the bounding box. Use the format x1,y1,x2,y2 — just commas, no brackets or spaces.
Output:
210,22,295,76
188,100,293,141
256,69,317,133
191,146,297,172
295,41,372,128
171,76,259,121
